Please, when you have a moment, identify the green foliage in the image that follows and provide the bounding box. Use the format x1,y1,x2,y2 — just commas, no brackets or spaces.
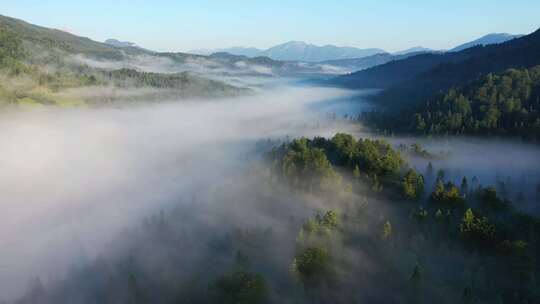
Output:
411,206,429,224
477,187,510,212
0,28,24,64
106,68,238,91
0,16,247,106
210,272,268,304
434,209,444,222
459,209,497,249
274,138,340,192
300,210,340,239
0,28,28,75
13,129,540,303
317,210,339,230
295,212,339,290
399,142,434,159
496,240,527,256
0,14,126,60
401,169,424,200
353,164,361,179
293,247,331,286
382,220,392,240
327,133,404,177
411,66,540,140
430,181,466,208
268,133,406,194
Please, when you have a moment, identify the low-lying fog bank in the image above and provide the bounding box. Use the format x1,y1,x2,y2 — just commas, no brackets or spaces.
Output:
0,85,358,299
379,136,540,214
2,83,540,301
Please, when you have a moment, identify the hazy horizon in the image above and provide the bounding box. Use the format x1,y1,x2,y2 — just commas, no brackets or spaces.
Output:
2,0,539,53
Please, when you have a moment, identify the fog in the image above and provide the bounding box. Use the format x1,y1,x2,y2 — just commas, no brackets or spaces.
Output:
70,53,346,89
2,80,540,302
386,137,540,214
0,85,358,300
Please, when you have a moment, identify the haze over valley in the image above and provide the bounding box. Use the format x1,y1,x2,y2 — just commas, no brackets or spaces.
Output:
1,3,540,303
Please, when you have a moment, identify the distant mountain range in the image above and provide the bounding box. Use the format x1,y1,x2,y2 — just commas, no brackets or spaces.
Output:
393,46,435,55
191,42,386,62
261,41,385,62
332,30,538,91
190,33,522,63
190,47,263,58
449,33,523,52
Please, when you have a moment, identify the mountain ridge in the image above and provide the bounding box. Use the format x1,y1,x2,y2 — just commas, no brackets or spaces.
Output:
450,33,523,52
393,46,435,55
190,41,386,62
0,14,252,106
332,29,539,92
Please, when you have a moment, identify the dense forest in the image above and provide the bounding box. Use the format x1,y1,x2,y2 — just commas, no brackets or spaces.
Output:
334,27,540,141
13,133,540,304
362,66,540,141
411,66,540,140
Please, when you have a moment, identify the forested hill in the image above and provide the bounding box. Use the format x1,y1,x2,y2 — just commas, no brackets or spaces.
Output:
363,65,540,141
411,66,540,140
375,28,540,109
331,51,472,89
338,27,540,141
0,15,250,106
0,14,148,60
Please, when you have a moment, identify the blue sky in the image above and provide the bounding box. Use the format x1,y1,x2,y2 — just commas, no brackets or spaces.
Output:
2,0,539,52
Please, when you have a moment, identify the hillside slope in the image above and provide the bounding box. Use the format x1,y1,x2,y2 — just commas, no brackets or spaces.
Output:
333,28,540,97
0,14,149,60
0,15,249,106
450,33,523,52
412,65,540,139
376,28,540,108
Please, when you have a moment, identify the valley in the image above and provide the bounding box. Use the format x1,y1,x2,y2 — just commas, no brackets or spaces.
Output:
0,9,539,304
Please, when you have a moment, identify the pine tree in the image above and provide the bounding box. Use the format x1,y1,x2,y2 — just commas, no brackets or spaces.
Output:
353,165,361,179
434,209,443,222
461,177,469,197
411,263,422,285
462,286,473,304
382,221,392,240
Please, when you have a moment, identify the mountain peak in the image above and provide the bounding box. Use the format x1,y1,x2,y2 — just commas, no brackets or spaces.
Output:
283,40,307,45
480,33,515,39
262,41,385,62
275,41,310,49
450,33,523,52
105,39,136,48
393,46,434,55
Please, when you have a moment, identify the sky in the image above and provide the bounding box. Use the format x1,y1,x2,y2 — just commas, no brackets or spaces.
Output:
1,0,539,52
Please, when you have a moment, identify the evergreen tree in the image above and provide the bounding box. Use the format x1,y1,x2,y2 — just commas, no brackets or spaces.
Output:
382,221,392,240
